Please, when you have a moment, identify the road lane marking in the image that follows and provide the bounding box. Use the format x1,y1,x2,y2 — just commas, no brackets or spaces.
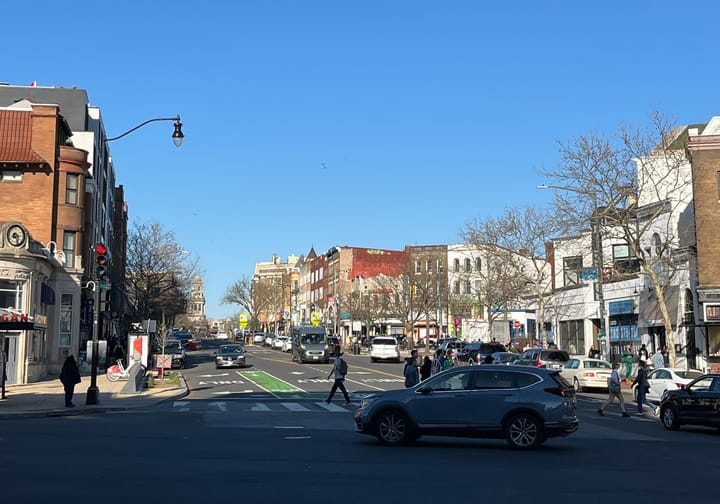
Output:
198,373,230,377
281,402,310,412
238,369,306,395
317,401,351,412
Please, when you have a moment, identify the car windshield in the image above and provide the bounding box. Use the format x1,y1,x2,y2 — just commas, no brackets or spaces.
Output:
676,370,703,379
584,360,611,369
373,338,396,345
543,351,569,361
220,345,243,354
300,334,325,344
481,343,506,353
495,353,516,362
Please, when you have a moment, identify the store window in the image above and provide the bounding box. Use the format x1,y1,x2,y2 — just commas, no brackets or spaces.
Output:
559,320,584,356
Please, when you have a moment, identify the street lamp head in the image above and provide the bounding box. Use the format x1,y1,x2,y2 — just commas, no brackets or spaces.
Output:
172,117,184,147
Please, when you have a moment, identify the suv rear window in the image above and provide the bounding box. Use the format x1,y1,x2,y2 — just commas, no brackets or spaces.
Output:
481,343,506,353
542,351,570,361
372,338,397,345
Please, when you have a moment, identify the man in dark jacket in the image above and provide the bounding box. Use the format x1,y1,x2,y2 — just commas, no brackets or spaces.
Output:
59,355,81,407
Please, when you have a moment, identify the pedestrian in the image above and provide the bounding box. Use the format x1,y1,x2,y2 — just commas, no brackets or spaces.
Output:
420,356,432,381
662,346,670,367
588,346,597,359
443,350,456,370
631,360,658,416
325,352,351,405
403,356,419,388
431,350,445,375
621,344,634,384
652,349,665,370
638,344,649,363
597,362,631,417
59,355,81,408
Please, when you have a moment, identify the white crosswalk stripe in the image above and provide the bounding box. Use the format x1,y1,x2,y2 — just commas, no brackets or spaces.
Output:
317,401,349,412
280,402,311,412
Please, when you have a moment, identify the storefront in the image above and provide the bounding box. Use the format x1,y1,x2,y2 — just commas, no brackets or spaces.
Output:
608,299,639,362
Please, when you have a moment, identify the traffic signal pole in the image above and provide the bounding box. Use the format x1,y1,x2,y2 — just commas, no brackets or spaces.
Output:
86,243,108,405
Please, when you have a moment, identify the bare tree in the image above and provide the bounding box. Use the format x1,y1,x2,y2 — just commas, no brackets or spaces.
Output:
221,276,271,331
125,220,200,328
541,111,692,366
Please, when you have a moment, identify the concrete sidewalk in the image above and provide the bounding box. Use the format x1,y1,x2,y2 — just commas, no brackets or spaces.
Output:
0,371,188,419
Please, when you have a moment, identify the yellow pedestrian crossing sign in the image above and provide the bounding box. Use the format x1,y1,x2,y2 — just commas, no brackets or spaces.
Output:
239,313,248,328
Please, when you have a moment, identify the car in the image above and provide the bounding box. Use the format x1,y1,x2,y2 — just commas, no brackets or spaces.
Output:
157,340,186,369
327,336,342,357
514,348,570,369
253,332,266,345
272,335,288,350
437,339,466,355
560,357,613,392
489,352,519,365
281,337,293,352
659,373,720,431
264,333,277,347
170,331,194,349
632,367,704,403
354,365,578,449
215,344,247,369
459,341,507,364
370,336,401,363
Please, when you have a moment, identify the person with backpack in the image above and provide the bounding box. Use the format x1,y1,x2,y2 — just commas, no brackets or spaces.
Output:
326,352,351,405
597,362,631,417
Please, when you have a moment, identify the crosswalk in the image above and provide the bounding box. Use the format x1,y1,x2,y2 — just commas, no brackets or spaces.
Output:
172,400,357,414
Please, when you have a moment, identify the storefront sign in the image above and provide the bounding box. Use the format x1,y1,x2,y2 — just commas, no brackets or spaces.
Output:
609,300,634,316
0,311,34,330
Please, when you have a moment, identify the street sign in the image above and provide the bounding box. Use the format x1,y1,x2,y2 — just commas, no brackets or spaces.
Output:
512,320,521,329
598,332,606,340
311,310,322,327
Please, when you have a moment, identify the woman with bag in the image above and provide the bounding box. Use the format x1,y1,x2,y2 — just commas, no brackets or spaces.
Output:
631,359,658,416
597,362,630,417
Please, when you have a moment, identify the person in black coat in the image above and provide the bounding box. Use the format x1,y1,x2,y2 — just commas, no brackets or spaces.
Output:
420,356,432,381
59,355,81,407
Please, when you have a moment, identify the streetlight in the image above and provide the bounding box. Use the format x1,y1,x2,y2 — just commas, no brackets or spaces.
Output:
537,184,608,357
107,115,184,147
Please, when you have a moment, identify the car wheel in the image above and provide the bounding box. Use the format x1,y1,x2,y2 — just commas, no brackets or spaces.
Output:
374,409,413,446
661,405,680,431
505,413,544,450
573,377,582,393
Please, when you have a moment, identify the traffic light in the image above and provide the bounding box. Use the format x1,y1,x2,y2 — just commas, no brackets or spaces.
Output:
95,243,108,280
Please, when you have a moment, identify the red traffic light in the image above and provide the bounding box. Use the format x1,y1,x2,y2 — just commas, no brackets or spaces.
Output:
95,243,107,255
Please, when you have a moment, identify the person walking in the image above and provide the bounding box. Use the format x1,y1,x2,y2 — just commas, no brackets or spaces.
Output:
403,356,419,388
621,345,634,384
652,349,665,370
631,360,658,416
638,344,649,363
59,355,81,408
420,356,432,381
325,352,351,405
597,362,631,417
431,350,445,375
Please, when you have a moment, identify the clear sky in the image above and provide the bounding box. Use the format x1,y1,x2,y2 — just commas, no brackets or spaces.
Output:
4,1,719,320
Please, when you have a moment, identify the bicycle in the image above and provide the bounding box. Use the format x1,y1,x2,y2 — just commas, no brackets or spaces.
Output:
106,359,146,382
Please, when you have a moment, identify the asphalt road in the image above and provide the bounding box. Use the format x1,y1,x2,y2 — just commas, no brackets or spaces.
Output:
2,340,719,503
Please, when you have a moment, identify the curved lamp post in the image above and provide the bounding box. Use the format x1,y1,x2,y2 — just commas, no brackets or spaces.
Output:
107,115,184,146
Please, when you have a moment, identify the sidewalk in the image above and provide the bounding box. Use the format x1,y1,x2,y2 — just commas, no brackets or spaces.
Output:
0,371,188,420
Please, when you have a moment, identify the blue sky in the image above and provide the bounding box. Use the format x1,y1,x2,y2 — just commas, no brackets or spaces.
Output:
4,1,719,319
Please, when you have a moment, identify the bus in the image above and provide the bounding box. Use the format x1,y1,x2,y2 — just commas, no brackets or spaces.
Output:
291,325,329,364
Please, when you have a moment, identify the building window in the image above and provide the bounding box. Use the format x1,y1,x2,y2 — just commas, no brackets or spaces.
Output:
453,258,460,272
464,258,472,273
475,257,482,272
437,259,443,273
0,280,23,310
653,233,662,256
453,281,460,294
464,280,471,294
559,320,585,355
0,170,22,182
474,280,481,292
563,256,583,287
66,173,79,205
613,243,639,274
426,260,432,273
63,231,76,268
59,294,73,348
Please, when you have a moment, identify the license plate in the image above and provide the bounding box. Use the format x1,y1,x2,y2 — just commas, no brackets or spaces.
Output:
313,356,319,360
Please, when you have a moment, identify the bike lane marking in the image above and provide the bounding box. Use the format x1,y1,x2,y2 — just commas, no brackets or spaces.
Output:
237,369,306,397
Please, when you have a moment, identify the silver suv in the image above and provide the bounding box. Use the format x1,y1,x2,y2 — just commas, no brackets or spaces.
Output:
354,365,578,449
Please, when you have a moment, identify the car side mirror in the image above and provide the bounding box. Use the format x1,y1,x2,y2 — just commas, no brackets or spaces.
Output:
417,386,432,394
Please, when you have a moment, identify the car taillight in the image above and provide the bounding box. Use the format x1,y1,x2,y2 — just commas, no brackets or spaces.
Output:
675,382,684,389
536,360,542,367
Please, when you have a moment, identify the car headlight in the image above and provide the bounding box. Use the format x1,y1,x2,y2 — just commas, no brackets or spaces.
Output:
360,396,379,409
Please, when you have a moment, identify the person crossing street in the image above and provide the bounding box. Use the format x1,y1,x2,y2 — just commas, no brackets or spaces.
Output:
326,352,351,405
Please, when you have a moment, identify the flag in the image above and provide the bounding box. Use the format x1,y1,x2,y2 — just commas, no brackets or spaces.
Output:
29,81,37,87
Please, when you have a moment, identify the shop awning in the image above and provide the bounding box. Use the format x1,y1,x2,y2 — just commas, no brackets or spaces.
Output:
639,285,679,328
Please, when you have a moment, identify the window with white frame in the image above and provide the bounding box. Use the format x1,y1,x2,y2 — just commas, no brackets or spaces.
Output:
0,280,23,310
563,256,583,287
66,173,79,205
453,281,460,294
63,231,75,268
0,170,22,182
464,258,472,272
613,243,639,274
59,294,73,348
426,260,433,273
453,258,460,272
475,257,482,272
437,259,443,273
415,260,421,274
464,280,471,294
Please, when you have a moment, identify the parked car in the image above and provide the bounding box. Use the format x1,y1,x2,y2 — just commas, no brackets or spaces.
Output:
157,340,186,369
253,332,266,345
438,339,466,356
273,335,288,351
215,344,247,369
459,341,507,364
515,348,570,370
370,337,401,363
354,365,578,449
264,333,276,347
659,373,720,431
560,358,612,392
632,367,704,403
171,331,193,349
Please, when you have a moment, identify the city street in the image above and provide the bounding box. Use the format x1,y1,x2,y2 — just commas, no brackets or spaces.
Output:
2,340,719,503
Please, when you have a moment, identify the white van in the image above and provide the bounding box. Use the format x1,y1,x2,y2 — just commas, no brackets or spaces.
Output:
291,325,329,364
